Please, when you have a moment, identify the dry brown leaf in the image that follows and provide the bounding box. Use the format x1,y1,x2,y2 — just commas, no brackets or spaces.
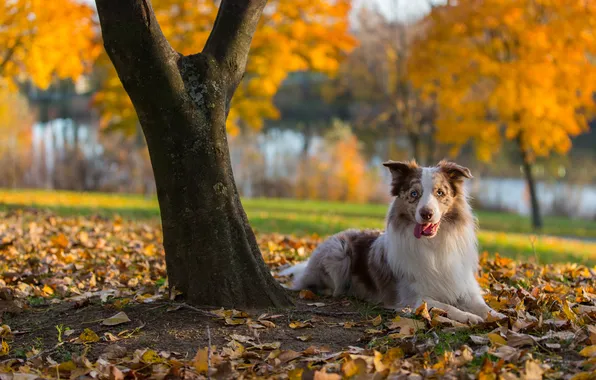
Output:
102,311,131,326
342,358,367,377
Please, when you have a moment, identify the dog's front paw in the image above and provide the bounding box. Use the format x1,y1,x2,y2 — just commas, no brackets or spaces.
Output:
487,310,507,320
449,310,484,325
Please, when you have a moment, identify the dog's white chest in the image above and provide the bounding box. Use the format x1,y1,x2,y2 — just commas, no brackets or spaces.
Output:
385,228,478,305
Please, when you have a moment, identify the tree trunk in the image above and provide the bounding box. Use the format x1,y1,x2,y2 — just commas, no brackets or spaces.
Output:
96,0,291,307
518,137,543,230
408,131,421,164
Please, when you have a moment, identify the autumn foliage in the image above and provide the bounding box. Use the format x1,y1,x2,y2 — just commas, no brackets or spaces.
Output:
408,0,596,161
94,0,356,135
3,210,596,378
296,121,379,203
0,0,99,90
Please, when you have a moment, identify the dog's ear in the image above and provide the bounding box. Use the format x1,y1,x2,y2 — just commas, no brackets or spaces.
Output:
382,160,419,196
438,160,473,181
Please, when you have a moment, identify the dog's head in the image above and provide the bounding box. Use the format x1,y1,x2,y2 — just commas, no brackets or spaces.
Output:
383,159,472,239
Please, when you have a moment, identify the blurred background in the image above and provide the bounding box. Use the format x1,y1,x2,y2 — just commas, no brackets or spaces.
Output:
1,0,595,244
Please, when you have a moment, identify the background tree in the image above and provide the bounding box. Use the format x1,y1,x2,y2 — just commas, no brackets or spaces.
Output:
94,0,355,136
409,0,596,229
95,0,324,307
329,5,438,164
0,0,98,90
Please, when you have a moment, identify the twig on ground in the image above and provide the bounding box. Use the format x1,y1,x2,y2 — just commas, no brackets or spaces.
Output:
171,303,219,318
27,342,64,361
303,310,361,317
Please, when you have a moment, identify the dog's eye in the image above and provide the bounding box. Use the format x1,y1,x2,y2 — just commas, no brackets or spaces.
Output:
436,189,445,197
410,190,418,198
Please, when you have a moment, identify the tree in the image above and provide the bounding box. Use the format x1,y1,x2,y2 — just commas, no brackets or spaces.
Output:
94,0,355,136
95,0,295,307
0,0,98,90
328,5,439,164
409,0,596,229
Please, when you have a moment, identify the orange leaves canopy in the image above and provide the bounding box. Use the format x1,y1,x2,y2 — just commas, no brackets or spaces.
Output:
0,0,99,90
95,0,356,135
408,0,596,160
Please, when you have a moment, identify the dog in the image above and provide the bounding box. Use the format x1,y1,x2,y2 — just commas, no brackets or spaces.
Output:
280,160,504,324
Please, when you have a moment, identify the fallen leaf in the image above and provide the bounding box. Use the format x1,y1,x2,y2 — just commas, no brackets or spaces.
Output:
194,348,209,373
415,302,432,322
523,359,544,380
57,360,77,372
307,302,326,307
342,358,367,377
0,340,8,356
588,325,596,345
278,350,302,363
225,318,246,326
102,311,131,326
141,349,163,364
314,370,341,380
299,289,317,300
79,328,100,343
289,321,312,329
579,345,596,357
386,316,424,338
297,335,312,342
470,335,490,345
488,333,507,347
371,315,382,326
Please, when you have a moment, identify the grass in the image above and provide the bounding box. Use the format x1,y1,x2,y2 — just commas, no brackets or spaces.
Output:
1,189,595,265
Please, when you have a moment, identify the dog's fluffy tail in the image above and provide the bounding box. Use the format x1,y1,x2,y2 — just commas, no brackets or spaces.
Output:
278,260,309,290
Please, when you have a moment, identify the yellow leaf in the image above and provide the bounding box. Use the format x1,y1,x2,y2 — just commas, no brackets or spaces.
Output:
371,315,382,327
194,348,209,374
579,345,596,358
225,318,245,326
342,358,367,377
289,321,312,329
141,349,163,364
0,340,8,356
297,335,312,342
288,368,304,380
488,333,507,347
42,285,54,295
57,360,77,372
79,328,99,343
415,302,431,322
52,233,69,249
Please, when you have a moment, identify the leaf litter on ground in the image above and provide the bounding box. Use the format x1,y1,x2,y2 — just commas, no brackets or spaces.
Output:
0,210,595,378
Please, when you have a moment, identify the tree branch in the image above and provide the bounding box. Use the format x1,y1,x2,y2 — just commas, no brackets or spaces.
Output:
0,37,23,74
95,0,176,86
203,0,268,95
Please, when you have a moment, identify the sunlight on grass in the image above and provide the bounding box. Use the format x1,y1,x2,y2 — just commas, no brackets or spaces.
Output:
0,189,594,265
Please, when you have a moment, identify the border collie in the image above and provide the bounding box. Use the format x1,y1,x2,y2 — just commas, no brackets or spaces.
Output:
280,160,504,324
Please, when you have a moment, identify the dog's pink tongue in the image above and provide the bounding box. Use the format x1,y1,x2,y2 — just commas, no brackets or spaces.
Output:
414,224,423,239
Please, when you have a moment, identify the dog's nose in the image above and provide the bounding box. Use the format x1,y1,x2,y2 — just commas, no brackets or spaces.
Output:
420,208,434,221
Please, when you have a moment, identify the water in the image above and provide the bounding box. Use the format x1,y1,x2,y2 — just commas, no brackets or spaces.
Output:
469,178,596,220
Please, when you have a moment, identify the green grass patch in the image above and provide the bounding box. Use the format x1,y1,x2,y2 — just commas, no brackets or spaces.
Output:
1,189,595,265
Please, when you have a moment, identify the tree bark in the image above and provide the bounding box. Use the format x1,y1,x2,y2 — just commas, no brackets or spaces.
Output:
96,0,291,307
518,136,543,230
